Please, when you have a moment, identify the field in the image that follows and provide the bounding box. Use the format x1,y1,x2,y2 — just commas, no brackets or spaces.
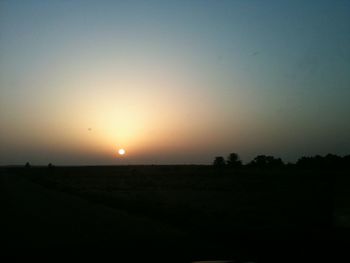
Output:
1,165,349,261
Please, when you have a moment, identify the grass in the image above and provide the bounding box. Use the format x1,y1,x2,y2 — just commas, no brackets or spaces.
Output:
2,165,349,261
9,165,346,239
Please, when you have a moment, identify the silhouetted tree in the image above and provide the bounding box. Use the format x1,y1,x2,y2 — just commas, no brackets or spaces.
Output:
269,156,284,167
48,163,54,169
343,155,350,169
248,155,284,168
285,162,296,169
324,153,342,168
213,156,225,167
25,162,31,168
296,156,309,168
297,154,345,170
226,153,242,168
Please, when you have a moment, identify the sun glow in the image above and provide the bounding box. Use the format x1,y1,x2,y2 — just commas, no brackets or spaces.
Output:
118,148,125,155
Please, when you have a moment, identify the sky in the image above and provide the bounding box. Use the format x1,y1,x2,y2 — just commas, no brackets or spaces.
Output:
1,0,350,165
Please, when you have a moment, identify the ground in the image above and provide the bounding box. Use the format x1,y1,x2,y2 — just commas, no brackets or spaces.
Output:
1,166,349,261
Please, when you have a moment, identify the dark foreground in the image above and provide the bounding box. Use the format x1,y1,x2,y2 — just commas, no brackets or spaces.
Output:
1,166,349,262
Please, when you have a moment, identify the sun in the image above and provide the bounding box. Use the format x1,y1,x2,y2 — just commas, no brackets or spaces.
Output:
118,148,126,155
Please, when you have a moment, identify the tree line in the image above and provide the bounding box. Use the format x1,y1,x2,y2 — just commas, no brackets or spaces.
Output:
213,153,350,169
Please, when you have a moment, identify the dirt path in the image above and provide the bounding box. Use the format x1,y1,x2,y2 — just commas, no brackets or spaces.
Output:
0,171,185,249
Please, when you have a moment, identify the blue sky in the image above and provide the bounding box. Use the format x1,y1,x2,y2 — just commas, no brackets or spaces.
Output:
1,0,350,165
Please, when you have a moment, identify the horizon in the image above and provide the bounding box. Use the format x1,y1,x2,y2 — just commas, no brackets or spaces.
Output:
1,0,350,165
2,152,349,167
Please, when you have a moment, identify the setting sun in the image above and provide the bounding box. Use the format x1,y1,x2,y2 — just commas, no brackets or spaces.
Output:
118,149,126,155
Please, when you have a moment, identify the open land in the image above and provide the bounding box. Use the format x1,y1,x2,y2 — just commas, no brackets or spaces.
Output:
1,165,349,261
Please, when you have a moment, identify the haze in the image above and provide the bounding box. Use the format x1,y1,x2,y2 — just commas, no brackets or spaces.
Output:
1,0,350,165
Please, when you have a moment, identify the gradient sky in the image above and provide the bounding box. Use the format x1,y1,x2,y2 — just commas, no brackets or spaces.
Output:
1,0,350,165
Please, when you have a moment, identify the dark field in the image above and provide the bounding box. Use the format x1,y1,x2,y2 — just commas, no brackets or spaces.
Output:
1,166,349,261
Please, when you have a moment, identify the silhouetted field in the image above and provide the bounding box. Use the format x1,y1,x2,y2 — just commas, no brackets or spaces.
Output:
1,165,349,261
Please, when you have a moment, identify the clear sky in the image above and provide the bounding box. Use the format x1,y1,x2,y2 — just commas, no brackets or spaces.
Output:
1,0,350,165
